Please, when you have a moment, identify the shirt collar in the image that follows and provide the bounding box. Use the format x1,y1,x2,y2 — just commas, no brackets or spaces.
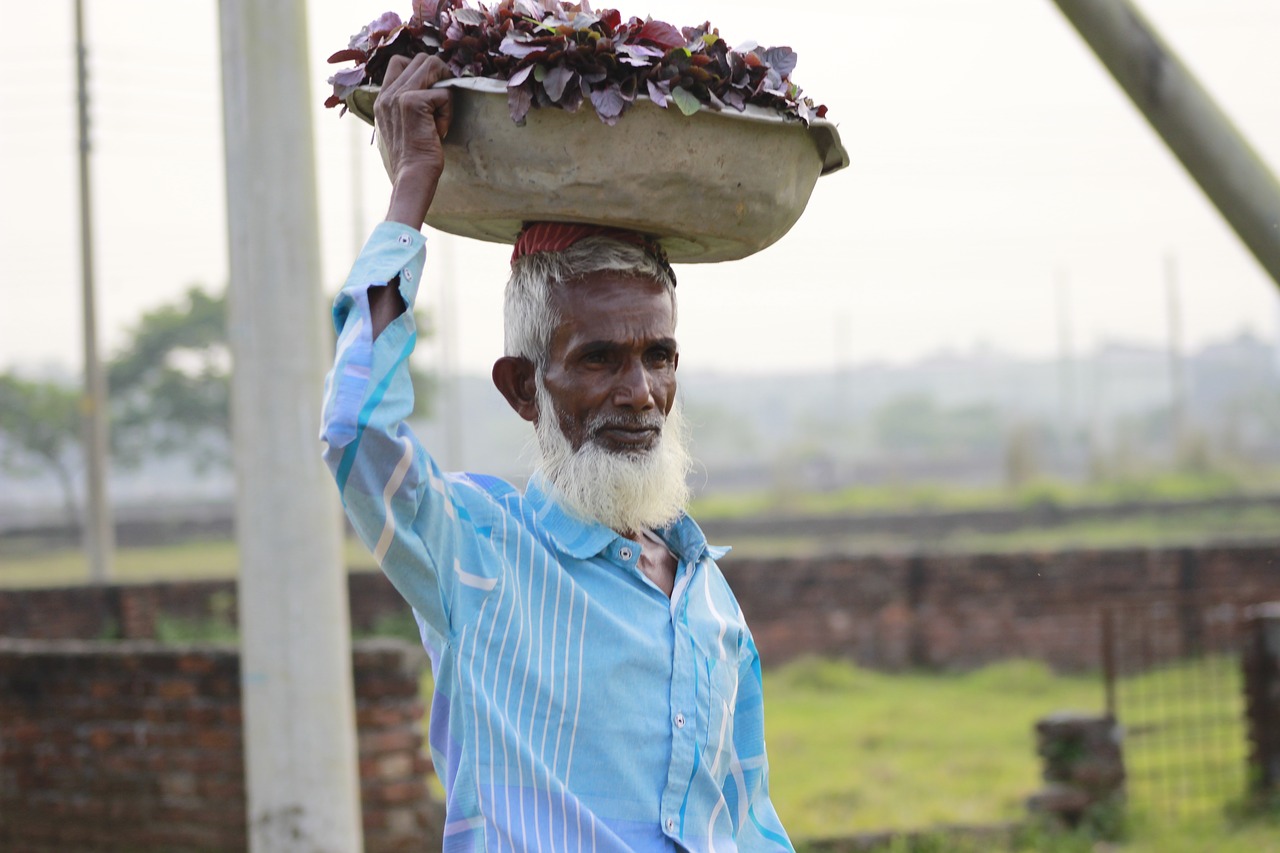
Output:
524,472,728,564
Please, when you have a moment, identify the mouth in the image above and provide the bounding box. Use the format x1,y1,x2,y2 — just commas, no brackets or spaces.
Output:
593,424,660,451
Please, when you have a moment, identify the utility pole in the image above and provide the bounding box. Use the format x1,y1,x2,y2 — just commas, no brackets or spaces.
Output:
1055,268,1075,459
1050,0,1280,291
1164,254,1189,465
350,119,367,259
439,234,463,468
74,0,114,583
217,2,363,850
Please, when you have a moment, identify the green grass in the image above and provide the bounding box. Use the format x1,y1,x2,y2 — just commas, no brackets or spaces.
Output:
0,535,379,588
944,504,1280,553
715,503,1280,559
6,496,1279,587
689,470,1280,521
762,658,1275,851
762,659,1101,837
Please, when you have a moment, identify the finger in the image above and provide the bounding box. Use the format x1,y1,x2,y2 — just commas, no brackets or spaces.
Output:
381,53,423,97
395,88,452,135
412,89,453,140
399,54,454,93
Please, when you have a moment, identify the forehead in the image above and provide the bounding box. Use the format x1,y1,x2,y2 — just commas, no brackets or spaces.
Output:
550,271,675,347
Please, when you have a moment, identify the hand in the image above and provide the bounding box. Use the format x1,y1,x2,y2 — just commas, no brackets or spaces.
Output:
376,54,454,227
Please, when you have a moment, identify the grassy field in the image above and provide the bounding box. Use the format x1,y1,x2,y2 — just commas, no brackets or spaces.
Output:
719,502,1280,558
763,658,1277,851
5,498,1280,587
689,470,1280,520
0,535,379,588
762,659,1098,837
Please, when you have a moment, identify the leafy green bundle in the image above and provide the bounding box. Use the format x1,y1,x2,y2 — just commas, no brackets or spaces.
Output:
325,0,826,126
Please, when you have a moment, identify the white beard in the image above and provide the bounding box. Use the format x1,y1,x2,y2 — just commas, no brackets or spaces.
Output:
533,376,692,535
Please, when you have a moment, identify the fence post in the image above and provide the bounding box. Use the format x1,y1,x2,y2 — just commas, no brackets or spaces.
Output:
1027,712,1126,832
1243,602,1280,800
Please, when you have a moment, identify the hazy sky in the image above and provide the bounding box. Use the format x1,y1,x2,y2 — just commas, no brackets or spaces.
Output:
2,0,1278,378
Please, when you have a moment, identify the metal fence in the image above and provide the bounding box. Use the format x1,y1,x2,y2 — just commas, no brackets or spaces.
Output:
1103,598,1250,819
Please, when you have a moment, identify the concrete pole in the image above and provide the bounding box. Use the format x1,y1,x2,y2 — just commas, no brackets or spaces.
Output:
350,119,367,259
74,0,114,583
439,235,463,468
1164,254,1188,459
217,2,363,851
1054,268,1075,456
1049,0,1280,290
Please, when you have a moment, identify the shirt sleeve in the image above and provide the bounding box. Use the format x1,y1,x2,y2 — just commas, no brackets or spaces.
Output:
319,221,472,637
730,628,795,851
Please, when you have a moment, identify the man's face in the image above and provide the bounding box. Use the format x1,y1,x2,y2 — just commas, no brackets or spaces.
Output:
538,271,678,454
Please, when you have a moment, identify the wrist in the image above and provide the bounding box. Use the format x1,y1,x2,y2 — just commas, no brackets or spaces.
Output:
385,167,441,227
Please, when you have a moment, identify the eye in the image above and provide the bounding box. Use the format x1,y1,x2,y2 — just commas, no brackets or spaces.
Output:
645,346,675,367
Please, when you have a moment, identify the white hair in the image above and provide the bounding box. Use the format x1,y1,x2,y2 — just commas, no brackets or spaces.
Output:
534,375,692,534
503,237,677,368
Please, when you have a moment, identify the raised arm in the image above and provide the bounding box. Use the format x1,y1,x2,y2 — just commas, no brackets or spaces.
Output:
320,55,466,635
369,54,454,339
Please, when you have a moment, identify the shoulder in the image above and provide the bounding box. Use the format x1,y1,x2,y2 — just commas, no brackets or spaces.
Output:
449,471,519,500
440,471,524,517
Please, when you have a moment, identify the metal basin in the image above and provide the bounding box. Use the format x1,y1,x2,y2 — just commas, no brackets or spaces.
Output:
348,77,847,263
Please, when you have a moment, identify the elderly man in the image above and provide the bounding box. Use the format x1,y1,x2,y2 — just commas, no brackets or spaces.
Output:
321,54,792,852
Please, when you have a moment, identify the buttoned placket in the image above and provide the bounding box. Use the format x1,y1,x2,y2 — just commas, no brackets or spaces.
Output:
660,553,701,844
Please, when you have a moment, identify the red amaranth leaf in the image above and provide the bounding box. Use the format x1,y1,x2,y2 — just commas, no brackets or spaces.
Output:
508,82,534,124
636,19,684,50
508,64,536,87
413,0,445,26
646,78,669,108
589,81,626,123
328,48,367,64
325,2,828,125
500,32,554,58
328,65,368,101
454,7,487,26
542,64,576,101
369,11,405,40
760,45,797,78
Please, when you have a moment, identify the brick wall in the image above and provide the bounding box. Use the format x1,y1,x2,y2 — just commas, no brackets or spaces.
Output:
0,573,405,642
0,638,441,853
2,544,1278,671
722,544,1280,670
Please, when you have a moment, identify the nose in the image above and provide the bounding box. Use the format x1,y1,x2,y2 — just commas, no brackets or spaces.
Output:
613,358,656,411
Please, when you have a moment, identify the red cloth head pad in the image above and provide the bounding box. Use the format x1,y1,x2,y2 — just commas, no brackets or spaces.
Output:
510,222,675,286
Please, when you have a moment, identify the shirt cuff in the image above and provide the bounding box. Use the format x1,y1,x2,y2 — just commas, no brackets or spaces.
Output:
332,221,428,333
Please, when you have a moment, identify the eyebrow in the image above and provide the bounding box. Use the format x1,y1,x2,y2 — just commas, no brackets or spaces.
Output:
573,336,678,354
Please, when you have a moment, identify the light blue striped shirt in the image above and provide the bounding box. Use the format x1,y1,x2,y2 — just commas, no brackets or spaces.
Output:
321,222,793,852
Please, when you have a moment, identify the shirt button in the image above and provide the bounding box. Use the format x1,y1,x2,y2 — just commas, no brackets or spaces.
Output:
403,268,413,281
398,234,413,245
675,713,685,728
618,547,633,561
666,818,675,833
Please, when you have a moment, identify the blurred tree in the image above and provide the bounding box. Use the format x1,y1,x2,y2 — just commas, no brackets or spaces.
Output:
109,286,231,469
109,285,433,469
0,373,83,537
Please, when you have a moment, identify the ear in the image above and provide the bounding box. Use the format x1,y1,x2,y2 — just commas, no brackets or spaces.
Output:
492,356,539,423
